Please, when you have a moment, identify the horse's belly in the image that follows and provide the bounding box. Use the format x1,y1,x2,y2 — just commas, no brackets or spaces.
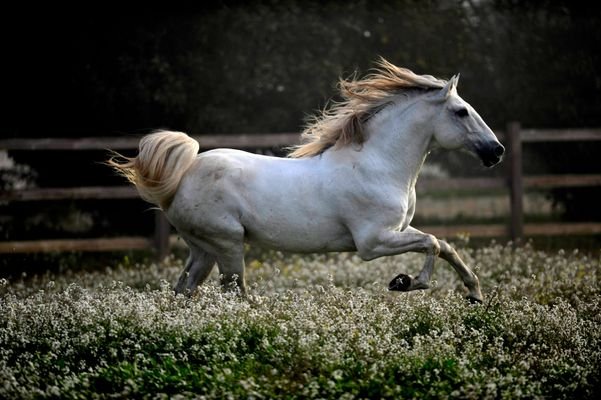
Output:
243,217,356,253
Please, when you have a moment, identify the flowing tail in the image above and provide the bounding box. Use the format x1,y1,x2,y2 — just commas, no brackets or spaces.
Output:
107,131,199,209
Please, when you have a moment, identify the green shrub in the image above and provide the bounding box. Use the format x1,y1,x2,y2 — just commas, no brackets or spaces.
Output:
1,243,599,398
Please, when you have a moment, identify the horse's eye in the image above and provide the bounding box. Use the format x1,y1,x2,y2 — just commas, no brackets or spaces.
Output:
455,108,469,117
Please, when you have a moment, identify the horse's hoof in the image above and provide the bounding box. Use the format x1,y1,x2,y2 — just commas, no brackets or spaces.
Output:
466,295,483,304
388,273,412,291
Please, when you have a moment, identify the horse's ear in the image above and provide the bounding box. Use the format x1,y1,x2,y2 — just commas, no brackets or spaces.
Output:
452,73,460,88
433,74,459,102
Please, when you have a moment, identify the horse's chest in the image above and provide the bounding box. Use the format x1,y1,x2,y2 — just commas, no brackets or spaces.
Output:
406,188,417,220
379,186,416,230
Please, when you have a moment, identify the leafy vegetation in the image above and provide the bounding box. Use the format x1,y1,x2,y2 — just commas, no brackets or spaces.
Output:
1,242,600,398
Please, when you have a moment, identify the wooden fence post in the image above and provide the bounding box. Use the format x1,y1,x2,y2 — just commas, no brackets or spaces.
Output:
507,121,524,242
154,211,171,261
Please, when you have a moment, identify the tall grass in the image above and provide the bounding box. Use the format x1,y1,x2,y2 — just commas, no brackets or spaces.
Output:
1,242,599,399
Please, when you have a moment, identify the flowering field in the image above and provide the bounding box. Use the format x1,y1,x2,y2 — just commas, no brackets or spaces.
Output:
1,242,600,399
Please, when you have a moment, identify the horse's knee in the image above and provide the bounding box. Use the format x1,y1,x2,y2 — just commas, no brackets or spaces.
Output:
439,240,461,260
423,234,440,256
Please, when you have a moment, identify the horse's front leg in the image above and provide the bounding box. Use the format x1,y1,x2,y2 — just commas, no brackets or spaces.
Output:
354,226,440,292
354,225,483,302
396,226,483,302
437,238,483,302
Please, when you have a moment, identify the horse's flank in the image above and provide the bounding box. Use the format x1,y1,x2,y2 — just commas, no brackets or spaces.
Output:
288,57,447,158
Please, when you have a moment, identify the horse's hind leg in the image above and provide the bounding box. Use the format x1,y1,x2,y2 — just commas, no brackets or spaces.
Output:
174,246,216,295
216,245,247,295
191,218,247,295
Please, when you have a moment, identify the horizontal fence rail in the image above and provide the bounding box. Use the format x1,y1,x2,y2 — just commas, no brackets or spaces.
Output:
1,124,600,256
0,133,301,151
416,174,601,193
0,237,152,253
0,186,138,201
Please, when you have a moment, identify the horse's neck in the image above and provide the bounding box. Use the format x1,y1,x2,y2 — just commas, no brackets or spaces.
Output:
359,101,433,187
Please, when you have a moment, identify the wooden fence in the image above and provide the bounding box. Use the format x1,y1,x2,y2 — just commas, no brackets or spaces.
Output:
1,124,600,258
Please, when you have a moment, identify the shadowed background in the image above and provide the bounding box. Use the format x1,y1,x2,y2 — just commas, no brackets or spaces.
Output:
1,0,600,271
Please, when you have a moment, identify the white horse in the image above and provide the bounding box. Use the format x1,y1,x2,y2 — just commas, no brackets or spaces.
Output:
109,59,504,302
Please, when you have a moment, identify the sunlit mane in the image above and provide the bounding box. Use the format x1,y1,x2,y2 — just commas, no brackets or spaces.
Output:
288,58,447,158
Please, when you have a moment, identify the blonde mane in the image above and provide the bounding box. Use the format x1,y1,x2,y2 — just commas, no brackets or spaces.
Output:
289,58,447,158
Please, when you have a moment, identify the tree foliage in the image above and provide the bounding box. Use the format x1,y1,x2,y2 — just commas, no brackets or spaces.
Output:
2,0,600,230
4,1,600,137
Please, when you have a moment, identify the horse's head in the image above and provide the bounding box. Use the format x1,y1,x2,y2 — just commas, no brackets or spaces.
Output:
428,75,504,167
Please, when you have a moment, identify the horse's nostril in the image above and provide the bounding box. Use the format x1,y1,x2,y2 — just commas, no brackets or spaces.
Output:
494,144,505,157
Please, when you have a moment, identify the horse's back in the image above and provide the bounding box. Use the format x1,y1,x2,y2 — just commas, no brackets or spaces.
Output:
166,148,356,253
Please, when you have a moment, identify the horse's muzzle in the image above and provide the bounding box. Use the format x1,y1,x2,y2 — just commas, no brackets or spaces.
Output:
478,143,505,167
